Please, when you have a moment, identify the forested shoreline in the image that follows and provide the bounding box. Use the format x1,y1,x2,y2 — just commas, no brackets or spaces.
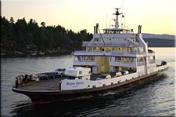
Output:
1,16,93,57
1,16,174,57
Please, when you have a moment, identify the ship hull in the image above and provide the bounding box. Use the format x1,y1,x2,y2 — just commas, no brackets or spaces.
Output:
12,69,167,104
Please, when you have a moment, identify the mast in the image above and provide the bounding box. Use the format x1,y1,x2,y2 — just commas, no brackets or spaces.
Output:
114,8,122,29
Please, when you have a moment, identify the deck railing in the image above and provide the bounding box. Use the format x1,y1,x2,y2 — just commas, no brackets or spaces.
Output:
74,51,141,57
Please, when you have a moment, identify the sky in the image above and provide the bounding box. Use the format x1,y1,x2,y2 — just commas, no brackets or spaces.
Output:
2,0,176,34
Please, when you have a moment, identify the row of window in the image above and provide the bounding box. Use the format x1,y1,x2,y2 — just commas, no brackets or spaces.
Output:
76,56,95,62
87,47,132,52
114,57,135,63
86,47,143,53
75,56,154,64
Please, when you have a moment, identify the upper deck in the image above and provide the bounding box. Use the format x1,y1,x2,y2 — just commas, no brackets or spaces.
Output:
82,33,140,47
75,9,154,73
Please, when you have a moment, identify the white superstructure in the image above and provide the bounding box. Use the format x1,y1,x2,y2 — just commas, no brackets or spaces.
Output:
60,9,168,91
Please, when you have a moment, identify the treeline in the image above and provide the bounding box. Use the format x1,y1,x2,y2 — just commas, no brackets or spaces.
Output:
1,16,93,57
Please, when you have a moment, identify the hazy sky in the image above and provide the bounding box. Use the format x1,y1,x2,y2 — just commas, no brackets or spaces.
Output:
2,0,176,34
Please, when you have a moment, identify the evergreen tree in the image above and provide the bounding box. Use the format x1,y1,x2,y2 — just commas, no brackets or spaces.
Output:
1,16,93,57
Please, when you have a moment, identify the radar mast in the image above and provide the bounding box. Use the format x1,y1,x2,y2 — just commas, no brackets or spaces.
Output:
114,8,122,29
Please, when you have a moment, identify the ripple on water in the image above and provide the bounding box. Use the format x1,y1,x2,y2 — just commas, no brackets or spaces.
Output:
1,50,175,116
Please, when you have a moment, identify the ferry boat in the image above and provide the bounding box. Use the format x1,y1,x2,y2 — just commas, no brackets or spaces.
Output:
12,8,168,103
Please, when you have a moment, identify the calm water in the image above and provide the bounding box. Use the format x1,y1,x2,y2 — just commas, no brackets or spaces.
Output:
1,48,175,116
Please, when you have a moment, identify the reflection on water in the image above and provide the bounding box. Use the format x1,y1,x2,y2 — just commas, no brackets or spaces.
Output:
1,48,175,116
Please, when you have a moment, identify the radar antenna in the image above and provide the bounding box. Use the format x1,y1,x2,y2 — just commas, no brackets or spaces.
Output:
114,8,123,29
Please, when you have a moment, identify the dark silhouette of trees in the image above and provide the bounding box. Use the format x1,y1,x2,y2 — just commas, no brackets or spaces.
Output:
41,22,46,27
1,16,93,57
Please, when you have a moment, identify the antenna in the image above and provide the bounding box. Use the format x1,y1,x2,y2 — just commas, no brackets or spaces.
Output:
114,8,123,29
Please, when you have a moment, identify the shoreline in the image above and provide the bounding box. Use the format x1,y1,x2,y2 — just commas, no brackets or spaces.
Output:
1,47,175,58
1,53,72,58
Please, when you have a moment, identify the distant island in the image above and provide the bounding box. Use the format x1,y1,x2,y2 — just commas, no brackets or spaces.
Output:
1,17,175,57
143,33,175,47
